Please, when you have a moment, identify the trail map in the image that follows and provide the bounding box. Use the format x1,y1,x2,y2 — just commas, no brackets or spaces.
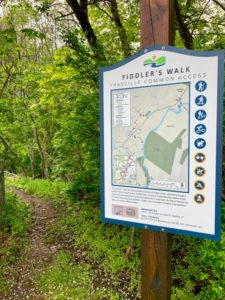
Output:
112,83,189,192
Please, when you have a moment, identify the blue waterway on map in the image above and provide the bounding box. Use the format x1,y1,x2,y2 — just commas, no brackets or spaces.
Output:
140,102,189,188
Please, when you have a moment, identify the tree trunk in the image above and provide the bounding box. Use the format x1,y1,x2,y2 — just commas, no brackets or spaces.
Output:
34,127,49,179
0,135,27,177
66,0,106,61
0,157,5,204
109,0,131,58
22,128,36,179
175,0,193,49
21,101,49,179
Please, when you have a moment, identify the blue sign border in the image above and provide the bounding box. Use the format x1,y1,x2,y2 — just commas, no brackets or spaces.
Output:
100,46,224,241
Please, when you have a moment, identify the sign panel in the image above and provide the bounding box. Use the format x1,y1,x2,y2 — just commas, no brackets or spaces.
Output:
100,46,224,240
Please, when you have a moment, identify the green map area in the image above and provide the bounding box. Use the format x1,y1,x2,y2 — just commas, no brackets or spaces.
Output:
144,129,186,175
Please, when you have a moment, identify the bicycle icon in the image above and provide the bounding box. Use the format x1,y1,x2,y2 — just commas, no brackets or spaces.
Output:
195,124,206,135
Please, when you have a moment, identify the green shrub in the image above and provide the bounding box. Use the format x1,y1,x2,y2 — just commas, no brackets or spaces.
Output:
6,176,70,205
0,191,30,235
0,191,30,295
6,176,225,299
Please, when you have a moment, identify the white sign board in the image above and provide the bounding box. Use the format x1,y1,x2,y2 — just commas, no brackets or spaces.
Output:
100,46,224,240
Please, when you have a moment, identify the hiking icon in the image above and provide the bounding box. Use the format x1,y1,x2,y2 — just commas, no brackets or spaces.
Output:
195,81,207,92
195,110,207,121
195,95,207,106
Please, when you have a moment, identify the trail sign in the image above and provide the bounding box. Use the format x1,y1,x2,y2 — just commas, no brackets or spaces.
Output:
100,46,224,240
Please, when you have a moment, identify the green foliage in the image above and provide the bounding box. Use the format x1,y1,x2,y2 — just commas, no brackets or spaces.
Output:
72,202,140,276
176,0,225,50
171,205,225,299
6,176,69,204
46,202,141,295
37,251,122,300
21,28,45,40
1,1,225,299
0,191,30,295
0,191,30,235
7,176,225,299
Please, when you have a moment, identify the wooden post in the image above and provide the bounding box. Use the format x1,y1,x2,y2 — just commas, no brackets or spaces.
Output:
140,1,175,299
140,0,175,48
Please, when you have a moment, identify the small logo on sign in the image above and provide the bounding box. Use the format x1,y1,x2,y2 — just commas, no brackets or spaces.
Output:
194,138,206,149
194,166,206,177
195,81,207,92
194,180,205,190
195,153,206,163
195,95,207,106
112,205,139,219
195,110,207,121
195,124,206,135
194,194,205,204
144,56,166,68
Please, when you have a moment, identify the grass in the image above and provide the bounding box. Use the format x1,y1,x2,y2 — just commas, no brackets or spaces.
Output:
6,175,141,298
0,191,31,295
37,251,122,300
45,201,141,297
6,175,70,206
6,175,225,299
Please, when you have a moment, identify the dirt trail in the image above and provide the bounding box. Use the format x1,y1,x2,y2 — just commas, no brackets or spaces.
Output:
4,189,59,300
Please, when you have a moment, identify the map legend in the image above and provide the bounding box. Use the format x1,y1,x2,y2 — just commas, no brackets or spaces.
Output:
113,92,130,127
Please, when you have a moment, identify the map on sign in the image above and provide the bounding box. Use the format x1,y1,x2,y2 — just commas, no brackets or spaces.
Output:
112,83,190,192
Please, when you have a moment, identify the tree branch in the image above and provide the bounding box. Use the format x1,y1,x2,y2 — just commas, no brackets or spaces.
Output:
55,12,75,20
125,227,135,260
175,0,193,49
191,0,210,35
107,0,131,57
94,3,113,21
0,135,27,176
66,0,106,61
212,0,225,11
0,64,14,98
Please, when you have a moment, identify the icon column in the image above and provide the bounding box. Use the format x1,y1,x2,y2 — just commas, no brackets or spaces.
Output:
194,81,207,204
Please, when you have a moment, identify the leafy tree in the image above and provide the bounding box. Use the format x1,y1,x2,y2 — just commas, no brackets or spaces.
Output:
0,0,224,199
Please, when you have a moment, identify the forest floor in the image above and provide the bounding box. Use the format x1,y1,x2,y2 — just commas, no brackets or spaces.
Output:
3,177,224,299
1,184,139,300
3,188,58,300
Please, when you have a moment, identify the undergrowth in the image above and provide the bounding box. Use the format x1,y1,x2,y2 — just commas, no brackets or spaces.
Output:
6,175,69,206
37,251,122,300
7,176,225,299
46,200,141,298
0,191,31,295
